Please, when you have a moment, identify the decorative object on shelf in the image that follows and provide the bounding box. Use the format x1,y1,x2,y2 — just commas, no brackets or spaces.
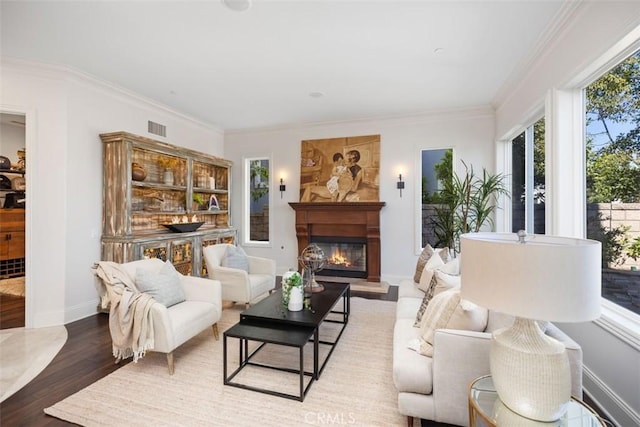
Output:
163,170,174,185
16,149,25,171
0,156,11,170
209,194,219,211
162,222,205,233
298,244,327,293
281,270,303,311
132,162,146,181
192,193,205,211
11,176,25,191
460,231,601,422
158,156,180,185
208,176,215,189
0,175,11,189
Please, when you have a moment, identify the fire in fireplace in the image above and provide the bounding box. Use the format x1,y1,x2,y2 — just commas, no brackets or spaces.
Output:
311,236,367,278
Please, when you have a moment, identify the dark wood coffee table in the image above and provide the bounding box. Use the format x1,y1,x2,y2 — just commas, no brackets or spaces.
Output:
223,282,350,401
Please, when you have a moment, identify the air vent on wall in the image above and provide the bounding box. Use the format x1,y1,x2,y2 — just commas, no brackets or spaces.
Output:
148,121,166,137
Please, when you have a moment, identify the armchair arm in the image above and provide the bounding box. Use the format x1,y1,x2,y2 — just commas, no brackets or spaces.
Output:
432,329,492,426
248,256,276,276
208,265,251,302
179,275,222,306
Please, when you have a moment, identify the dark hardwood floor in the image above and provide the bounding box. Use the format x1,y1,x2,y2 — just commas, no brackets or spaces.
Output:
0,293,25,329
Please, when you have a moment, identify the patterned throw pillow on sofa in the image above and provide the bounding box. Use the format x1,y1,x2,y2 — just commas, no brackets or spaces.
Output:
413,244,449,283
413,257,460,327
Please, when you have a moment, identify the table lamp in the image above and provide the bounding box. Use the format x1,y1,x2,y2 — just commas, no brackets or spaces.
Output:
460,231,601,422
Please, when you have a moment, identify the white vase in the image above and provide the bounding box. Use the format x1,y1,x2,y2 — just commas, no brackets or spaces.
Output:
163,170,174,185
288,286,303,311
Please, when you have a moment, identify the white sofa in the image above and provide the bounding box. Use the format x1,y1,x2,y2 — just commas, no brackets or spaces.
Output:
392,278,584,427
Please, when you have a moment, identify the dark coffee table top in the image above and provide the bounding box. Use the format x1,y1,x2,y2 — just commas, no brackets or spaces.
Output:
240,282,349,329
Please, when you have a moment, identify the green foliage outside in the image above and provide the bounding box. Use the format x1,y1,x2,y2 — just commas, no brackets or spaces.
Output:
585,50,640,266
250,160,269,202
422,149,452,204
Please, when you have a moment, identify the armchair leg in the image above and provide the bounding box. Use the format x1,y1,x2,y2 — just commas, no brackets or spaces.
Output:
407,416,413,427
245,302,250,309
167,352,175,375
212,323,219,340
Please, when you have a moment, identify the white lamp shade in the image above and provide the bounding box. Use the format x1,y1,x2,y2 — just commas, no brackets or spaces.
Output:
460,232,601,323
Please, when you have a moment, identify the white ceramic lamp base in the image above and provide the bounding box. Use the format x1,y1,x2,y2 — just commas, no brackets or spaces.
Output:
490,317,571,422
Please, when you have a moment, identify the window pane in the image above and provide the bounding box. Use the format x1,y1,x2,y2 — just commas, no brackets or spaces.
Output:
510,118,545,234
248,158,269,242
420,148,452,248
585,49,640,316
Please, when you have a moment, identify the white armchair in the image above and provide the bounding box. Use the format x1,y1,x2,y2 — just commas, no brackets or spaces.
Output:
202,243,276,307
95,258,222,375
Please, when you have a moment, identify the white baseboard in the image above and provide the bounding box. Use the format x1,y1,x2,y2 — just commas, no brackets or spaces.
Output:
583,366,640,427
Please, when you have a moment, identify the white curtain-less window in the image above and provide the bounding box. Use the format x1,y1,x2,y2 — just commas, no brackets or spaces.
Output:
511,118,546,235
244,157,270,244
585,49,640,317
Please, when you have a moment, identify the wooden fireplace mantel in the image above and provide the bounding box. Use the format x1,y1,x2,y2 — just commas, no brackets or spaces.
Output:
289,202,385,282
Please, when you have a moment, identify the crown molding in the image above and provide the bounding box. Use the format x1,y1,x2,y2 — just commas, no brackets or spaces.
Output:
1,56,224,137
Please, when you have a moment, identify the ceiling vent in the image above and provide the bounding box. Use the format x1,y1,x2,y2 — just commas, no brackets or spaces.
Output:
148,121,166,137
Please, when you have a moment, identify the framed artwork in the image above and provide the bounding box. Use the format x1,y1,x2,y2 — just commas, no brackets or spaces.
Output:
299,134,380,202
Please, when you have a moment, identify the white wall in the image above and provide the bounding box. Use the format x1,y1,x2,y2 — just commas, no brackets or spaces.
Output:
493,2,640,426
224,107,495,282
1,57,224,327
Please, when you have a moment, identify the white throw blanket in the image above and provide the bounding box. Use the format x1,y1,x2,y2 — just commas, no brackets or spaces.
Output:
95,261,156,363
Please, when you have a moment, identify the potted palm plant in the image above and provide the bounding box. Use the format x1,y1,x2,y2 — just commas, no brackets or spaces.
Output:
432,160,508,253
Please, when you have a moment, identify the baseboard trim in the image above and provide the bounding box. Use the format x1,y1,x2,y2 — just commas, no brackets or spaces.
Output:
583,366,640,427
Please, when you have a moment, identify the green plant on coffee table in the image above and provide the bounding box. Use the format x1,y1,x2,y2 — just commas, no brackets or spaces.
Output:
281,271,302,309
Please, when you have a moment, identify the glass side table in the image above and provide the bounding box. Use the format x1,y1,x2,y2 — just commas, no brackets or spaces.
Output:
468,375,606,427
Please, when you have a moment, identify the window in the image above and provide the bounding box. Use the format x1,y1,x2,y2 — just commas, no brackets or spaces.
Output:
419,148,453,248
585,49,640,317
510,117,546,234
244,157,270,244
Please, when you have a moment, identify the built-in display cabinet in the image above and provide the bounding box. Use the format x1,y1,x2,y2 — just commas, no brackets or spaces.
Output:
100,131,235,276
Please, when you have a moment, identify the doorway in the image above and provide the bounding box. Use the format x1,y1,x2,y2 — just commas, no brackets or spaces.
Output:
0,112,26,329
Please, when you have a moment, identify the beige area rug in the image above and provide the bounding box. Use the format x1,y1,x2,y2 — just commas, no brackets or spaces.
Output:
316,276,390,294
0,276,25,297
45,297,404,426
1,325,68,402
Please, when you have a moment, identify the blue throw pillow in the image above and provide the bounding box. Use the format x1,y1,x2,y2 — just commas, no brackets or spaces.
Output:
221,245,249,272
135,261,186,307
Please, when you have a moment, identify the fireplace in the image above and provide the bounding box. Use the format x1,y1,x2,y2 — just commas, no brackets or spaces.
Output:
311,236,367,278
289,202,385,282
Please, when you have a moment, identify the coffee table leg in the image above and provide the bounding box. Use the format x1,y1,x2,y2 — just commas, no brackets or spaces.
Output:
314,328,319,379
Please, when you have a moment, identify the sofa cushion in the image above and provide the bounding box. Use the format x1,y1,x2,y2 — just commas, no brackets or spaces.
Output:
398,279,425,299
136,260,186,307
413,245,449,283
393,318,434,394
221,245,249,272
396,297,422,321
417,289,488,357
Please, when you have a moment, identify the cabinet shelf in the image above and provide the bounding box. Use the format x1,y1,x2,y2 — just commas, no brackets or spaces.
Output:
132,181,187,191
0,169,25,175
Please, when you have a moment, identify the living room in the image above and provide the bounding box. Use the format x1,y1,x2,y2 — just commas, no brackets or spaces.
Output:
1,1,640,426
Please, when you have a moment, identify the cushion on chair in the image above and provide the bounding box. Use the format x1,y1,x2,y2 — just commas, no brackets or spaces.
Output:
136,260,186,307
221,245,249,272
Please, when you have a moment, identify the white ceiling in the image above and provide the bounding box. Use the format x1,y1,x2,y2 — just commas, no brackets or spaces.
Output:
1,1,567,131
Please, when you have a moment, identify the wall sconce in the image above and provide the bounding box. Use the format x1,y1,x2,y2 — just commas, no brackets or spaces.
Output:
397,173,405,197
279,178,286,198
